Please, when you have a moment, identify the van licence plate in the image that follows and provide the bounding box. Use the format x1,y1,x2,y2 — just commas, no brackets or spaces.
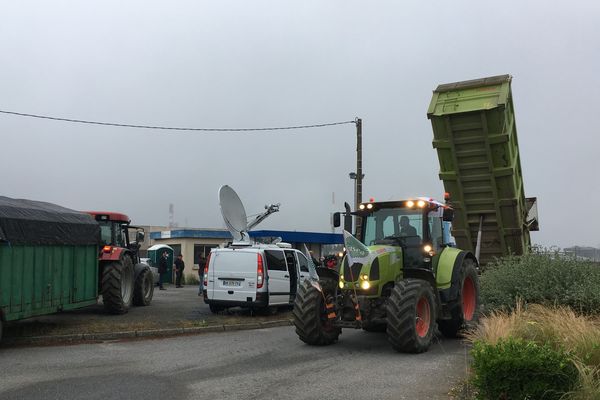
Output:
223,280,242,287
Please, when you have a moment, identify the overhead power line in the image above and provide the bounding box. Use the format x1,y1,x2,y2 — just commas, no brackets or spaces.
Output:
0,109,356,132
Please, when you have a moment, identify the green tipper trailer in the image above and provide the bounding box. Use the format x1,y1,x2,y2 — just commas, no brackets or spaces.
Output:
0,197,100,341
427,75,538,265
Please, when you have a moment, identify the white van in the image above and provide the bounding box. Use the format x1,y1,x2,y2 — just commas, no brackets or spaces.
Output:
203,243,311,313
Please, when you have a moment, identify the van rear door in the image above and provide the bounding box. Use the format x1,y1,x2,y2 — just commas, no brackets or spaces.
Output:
210,250,257,303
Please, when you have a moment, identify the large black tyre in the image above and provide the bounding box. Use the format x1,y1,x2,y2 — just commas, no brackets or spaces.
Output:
439,258,480,338
133,268,154,306
209,304,224,314
293,280,340,345
386,278,437,353
101,257,134,314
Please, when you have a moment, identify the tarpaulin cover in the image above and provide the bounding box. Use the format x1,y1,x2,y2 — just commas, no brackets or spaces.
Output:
0,196,100,245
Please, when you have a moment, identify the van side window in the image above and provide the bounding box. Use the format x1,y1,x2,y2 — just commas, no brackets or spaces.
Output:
264,250,287,271
297,253,309,272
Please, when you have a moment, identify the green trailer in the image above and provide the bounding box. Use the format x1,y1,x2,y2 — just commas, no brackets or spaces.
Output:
427,75,538,265
0,197,100,341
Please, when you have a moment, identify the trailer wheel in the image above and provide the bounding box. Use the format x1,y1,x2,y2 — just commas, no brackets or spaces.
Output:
101,257,134,314
439,258,480,338
386,278,436,353
133,268,154,306
293,280,340,346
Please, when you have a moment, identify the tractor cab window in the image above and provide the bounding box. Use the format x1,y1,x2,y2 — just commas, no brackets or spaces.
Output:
114,224,126,247
428,215,443,251
99,222,112,245
98,221,126,247
363,208,424,246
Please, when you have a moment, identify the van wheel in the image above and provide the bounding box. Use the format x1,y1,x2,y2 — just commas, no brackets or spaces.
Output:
209,304,224,314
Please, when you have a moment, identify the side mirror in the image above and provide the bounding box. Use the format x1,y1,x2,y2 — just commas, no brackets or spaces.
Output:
333,212,341,228
136,231,145,243
443,208,454,222
344,214,353,233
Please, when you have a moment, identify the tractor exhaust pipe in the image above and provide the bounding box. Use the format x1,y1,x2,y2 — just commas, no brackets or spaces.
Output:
475,215,484,261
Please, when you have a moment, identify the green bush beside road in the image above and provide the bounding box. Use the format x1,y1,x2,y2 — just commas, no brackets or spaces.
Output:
471,337,578,400
480,252,600,313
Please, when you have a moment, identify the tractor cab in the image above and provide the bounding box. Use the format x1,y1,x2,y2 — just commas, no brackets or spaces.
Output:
354,198,453,269
85,211,145,262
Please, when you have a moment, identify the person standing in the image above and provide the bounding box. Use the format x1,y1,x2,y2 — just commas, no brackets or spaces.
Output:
158,250,168,290
174,253,185,288
198,255,207,296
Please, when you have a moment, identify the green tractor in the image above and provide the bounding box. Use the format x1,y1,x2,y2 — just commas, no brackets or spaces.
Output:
293,196,480,353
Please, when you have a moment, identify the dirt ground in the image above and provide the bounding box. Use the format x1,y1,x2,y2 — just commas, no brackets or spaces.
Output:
3,283,292,338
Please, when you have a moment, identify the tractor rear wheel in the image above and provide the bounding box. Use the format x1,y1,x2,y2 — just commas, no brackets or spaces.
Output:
293,280,340,345
439,258,480,338
101,257,134,314
133,268,154,306
386,278,436,353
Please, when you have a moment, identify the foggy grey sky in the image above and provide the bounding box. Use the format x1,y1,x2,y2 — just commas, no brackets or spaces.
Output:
1,1,599,248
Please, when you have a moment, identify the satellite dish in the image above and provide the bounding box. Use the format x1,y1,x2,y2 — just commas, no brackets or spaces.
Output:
219,185,248,242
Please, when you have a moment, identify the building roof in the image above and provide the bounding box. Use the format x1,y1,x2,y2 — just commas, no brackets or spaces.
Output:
150,229,342,244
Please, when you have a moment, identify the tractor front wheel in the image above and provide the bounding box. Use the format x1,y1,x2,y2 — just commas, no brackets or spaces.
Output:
133,268,154,307
386,278,436,353
439,258,480,338
293,280,341,346
101,257,134,314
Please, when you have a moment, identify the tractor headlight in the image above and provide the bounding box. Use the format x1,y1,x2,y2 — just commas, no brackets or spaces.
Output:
366,203,373,209
417,200,426,208
339,281,344,289
361,274,368,280
361,280,370,290
359,204,366,210
406,200,414,208
423,244,432,252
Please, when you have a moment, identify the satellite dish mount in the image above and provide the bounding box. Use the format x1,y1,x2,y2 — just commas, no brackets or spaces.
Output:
218,185,280,243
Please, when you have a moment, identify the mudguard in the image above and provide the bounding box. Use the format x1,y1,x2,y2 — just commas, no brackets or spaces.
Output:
436,247,478,303
316,266,339,282
99,246,127,261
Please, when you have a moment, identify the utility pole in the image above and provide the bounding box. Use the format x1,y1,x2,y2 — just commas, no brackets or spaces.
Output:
355,118,363,238
356,118,363,208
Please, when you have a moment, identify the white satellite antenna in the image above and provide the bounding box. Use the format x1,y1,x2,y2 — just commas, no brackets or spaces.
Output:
218,185,280,243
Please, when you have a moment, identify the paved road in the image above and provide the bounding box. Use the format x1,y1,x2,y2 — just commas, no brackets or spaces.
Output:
4,285,288,339
0,326,468,400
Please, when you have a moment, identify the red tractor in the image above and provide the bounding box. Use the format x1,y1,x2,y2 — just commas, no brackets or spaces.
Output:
85,211,154,314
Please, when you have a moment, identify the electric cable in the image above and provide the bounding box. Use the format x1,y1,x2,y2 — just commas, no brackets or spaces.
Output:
0,109,356,132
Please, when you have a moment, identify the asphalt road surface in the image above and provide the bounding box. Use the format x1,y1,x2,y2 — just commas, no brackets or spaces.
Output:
0,326,469,400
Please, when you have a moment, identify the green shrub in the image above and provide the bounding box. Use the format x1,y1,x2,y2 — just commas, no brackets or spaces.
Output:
480,252,600,313
471,337,578,400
